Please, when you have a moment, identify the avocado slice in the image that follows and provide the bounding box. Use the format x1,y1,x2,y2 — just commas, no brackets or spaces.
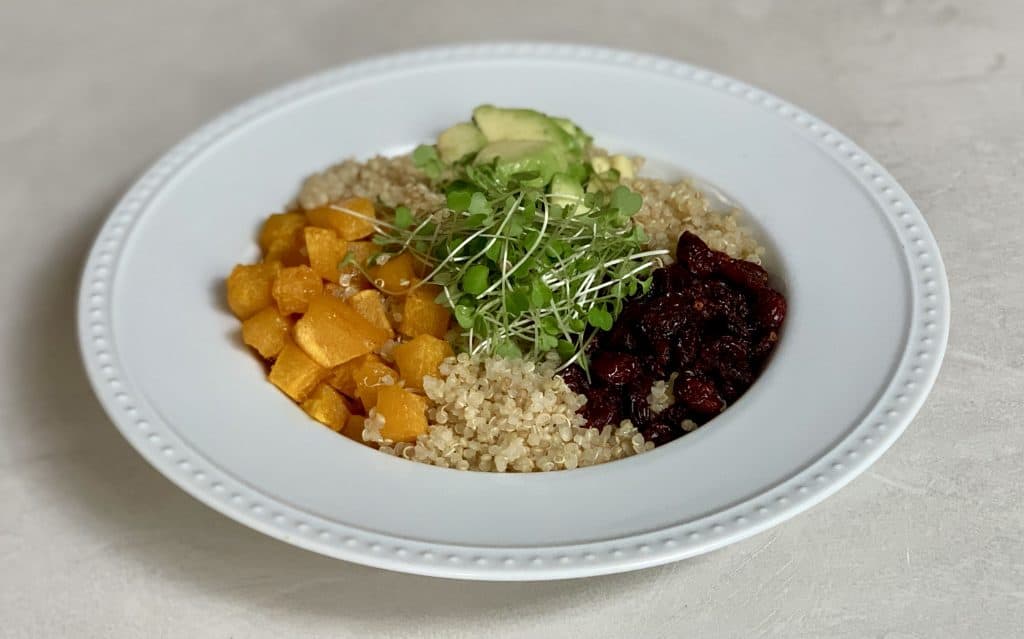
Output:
472,105,574,149
474,140,569,187
437,122,486,164
549,173,589,214
550,116,593,153
551,117,577,137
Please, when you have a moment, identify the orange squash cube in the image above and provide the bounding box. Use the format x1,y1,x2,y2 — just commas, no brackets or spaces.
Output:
268,339,329,401
265,237,308,267
226,262,280,319
304,226,348,283
392,334,453,391
347,289,395,338
306,197,376,241
293,294,390,368
354,357,399,410
339,241,376,290
262,213,308,267
272,265,323,314
300,383,352,432
342,414,366,442
259,212,306,254
399,284,451,339
376,385,429,443
326,352,383,399
368,252,419,295
241,306,292,359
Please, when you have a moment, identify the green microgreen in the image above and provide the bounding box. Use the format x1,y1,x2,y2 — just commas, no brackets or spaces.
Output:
412,144,443,180
367,149,666,370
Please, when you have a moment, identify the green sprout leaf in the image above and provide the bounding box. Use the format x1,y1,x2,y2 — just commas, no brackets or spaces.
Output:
461,264,490,295
453,304,475,329
493,339,522,359
394,205,413,230
587,306,614,331
505,288,530,315
530,281,553,307
610,185,643,216
447,189,472,212
468,191,490,215
412,144,442,180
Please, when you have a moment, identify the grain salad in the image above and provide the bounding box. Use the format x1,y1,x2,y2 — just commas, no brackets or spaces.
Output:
225,105,786,472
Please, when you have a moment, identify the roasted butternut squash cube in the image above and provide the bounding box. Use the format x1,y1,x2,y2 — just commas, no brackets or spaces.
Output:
272,265,323,314
259,212,306,254
306,197,376,241
354,358,399,410
392,334,453,391
376,385,428,443
262,214,308,267
342,414,366,442
340,241,376,290
326,352,384,399
304,226,348,283
293,294,390,367
300,383,352,432
264,236,308,267
399,284,451,339
347,289,395,338
241,306,292,359
368,252,418,295
268,339,328,401
226,262,279,319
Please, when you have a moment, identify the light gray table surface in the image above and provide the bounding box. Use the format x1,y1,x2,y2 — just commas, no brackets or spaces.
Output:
1,1,1021,637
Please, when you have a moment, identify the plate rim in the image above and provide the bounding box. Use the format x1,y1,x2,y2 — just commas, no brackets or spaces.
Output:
77,42,950,580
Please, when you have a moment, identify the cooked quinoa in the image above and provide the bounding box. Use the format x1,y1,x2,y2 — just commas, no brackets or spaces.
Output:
294,153,766,472
363,353,653,472
647,372,679,414
297,155,444,214
629,177,764,264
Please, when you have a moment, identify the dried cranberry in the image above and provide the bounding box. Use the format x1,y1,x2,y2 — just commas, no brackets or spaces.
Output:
689,279,745,322
638,294,690,339
702,336,753,386
581,390,622,429
719,381,742,402
755,289,787,330
647,262,692,297
642,422,680,446
624,380,655,429
650,268,676,297
604,321,639,352
670,324,698,368
752,330,780,360
675,376,725,414
718,257,770,290
576,231,786,448
676,231,718,276
658,403,690,425
722,307,755,340
646,337,674,377
592,352,642,386
558,364,589,395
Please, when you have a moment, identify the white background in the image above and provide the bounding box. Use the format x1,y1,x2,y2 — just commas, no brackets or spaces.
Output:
1,1,1021,637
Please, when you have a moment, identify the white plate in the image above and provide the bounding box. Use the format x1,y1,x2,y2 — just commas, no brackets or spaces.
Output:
77,44,949,580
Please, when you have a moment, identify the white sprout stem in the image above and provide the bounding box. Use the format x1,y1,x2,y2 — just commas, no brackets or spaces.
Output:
576,261,661,297
476,201,550,298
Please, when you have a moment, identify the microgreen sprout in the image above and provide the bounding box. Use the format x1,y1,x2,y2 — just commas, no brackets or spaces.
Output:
353,149,670,370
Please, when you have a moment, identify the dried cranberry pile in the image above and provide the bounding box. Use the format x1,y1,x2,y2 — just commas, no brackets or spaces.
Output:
560,231,787,446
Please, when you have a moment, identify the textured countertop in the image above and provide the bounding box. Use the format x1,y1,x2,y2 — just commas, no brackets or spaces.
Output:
1,1,1022,637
